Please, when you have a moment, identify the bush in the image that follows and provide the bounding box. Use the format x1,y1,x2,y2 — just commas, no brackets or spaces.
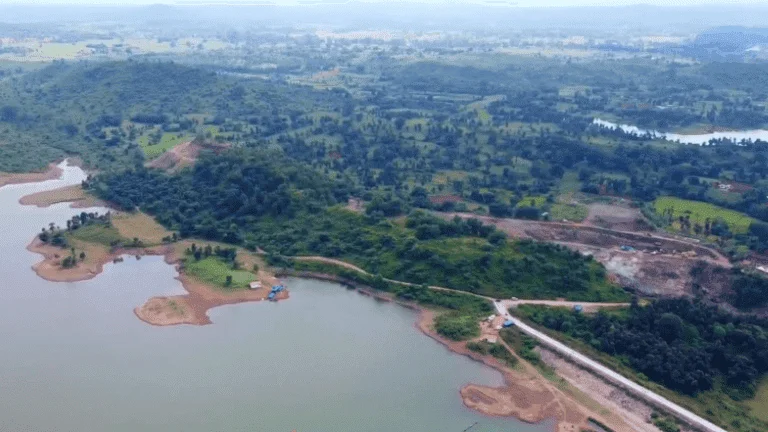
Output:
466,340,519,367
434,313,480,341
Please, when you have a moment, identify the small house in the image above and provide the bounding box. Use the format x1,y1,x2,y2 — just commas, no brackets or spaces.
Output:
573,305,584,313
502,320,515,328
249,281,262,290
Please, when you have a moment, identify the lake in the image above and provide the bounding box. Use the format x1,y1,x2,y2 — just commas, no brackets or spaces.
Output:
0,162,549,432
593,118,768,145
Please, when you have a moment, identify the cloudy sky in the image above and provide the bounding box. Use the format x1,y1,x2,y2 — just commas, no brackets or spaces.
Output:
4,0,768,5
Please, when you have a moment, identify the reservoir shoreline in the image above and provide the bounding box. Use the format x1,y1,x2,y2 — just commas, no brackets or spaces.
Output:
593,117,768,145
0,162,63,188
276,270,625,432
27,237,288,326
9,162,615,432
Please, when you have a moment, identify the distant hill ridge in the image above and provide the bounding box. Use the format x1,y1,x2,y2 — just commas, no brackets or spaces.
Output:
695,26,768,51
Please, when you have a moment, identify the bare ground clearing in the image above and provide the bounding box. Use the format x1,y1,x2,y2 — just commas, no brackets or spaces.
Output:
440,212,732,299
584,202,652,232
19,184,103,208
146,140,231,172
537,347,683,432
0,163,62,188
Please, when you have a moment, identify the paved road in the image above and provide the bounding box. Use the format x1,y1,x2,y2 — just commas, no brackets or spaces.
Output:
294,255,727,431
493,301,728,432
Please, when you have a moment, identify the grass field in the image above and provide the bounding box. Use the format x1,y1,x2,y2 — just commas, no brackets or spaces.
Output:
183,256,256,290
746,378,768,423
516,195,548,208
139,131,191,159
551,203,588,222
653,196,755,234
68,223,124,247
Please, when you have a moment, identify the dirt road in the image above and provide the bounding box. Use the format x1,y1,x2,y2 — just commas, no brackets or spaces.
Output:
503,299,630,313
442,212,732,268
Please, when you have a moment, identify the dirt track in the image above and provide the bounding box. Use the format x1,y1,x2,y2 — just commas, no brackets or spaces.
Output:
443,213,729,266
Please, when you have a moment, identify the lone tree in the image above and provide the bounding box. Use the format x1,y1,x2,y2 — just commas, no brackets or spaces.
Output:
225,275,233,287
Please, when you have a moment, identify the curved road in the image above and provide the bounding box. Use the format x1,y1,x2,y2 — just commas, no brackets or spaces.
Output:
295,255,727,432
493,301,727,432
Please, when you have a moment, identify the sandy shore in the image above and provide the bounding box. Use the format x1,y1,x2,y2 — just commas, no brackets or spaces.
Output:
134,263,287,326
19,184,104,208
27,237,121,282
28,238,287,326
0,163,63,188
415,311,591,431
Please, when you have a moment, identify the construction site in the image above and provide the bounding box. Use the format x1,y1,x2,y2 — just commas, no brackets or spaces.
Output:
442,201,736,304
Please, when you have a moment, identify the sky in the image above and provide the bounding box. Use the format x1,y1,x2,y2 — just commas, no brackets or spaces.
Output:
3,0,768,6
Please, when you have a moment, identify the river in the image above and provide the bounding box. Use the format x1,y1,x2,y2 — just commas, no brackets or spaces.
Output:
0,161,549,432
593,118,768,145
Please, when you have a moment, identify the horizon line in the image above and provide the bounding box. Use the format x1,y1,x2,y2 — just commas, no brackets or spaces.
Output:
1,1,766,8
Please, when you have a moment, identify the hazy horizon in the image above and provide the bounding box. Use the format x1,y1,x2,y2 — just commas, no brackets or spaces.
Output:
4,0,768,7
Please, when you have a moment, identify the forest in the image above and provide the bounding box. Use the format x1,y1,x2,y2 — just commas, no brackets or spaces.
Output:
0,15,767,432
3,59,768,254
519,300,768,398
91,150,627,302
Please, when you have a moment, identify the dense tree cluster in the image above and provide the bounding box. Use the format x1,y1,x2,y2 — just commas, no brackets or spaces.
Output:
91,150,352,243
523,299,768,397
731,272,768,310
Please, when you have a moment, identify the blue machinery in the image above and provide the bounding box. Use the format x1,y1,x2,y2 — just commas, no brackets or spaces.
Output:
268,284,285,301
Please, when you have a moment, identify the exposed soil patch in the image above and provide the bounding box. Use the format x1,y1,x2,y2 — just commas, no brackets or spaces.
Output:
414,311,627,432
146,141,200,172
440,212,733,300
346,197,365,213
28,237,127,282
537,347,682,432
136,260,286,326
584,203,651,232
29,238,286,326
19,184,103,208
146,141,231,172
0,163,62,188
111,212,173,245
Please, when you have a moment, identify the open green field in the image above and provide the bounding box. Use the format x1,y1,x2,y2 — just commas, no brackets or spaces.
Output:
183,256,255,289
550,203,588,222
139,131,191,159
653,196,755,234
516,195,548,208
68,223,124,247
746,378,768,423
